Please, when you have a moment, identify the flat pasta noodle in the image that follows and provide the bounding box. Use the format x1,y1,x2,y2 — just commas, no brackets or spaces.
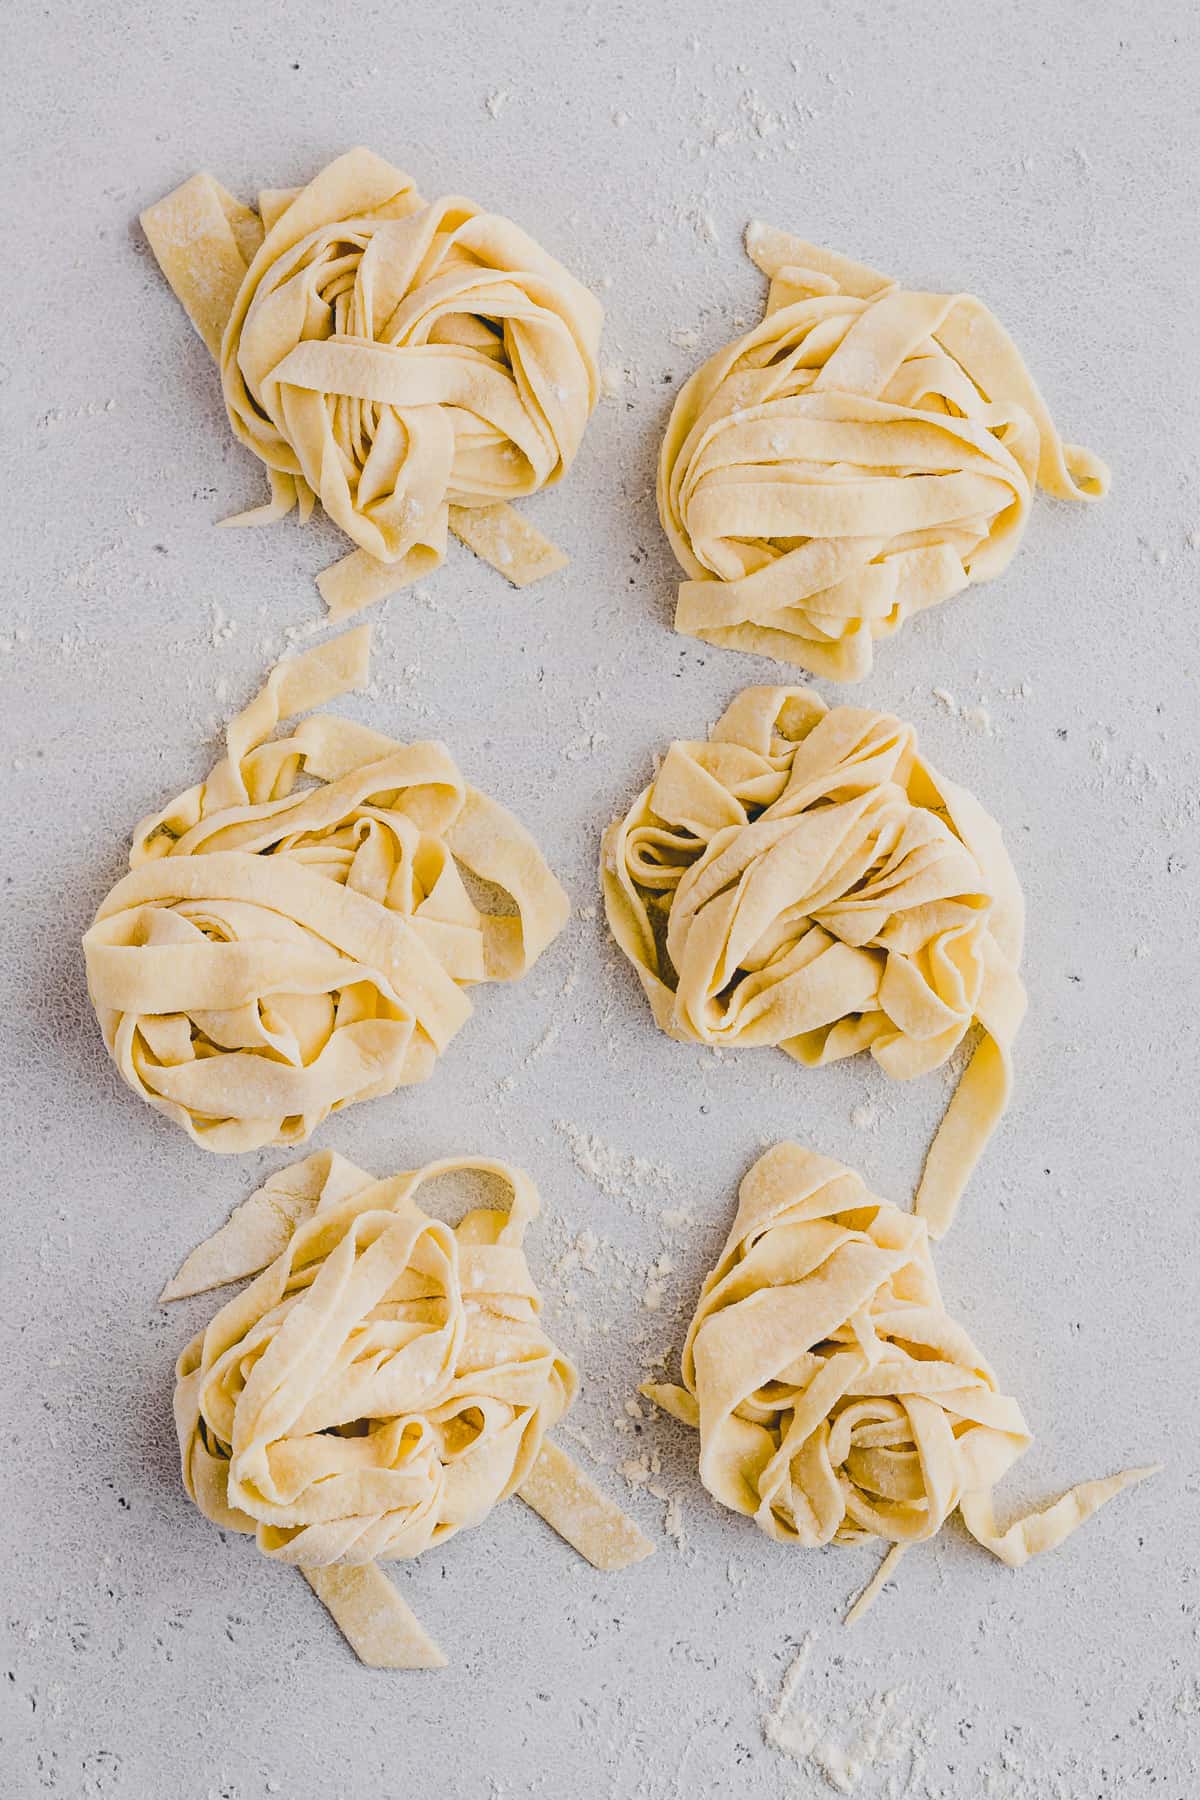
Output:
601,683,1025,1234
83,627,569,1151
642,1142,1157,1619
166,1151,652,1665
517,1439,655,1572
159,1149,375,1298
659,222,1109,680
301,1564,447,1670
140,148,602,613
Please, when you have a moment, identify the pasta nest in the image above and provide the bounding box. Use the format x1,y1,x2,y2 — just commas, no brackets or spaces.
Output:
221,148,602,574
174,1155,576,1565
602,685,1025,1233
644,1145,1150,1567
660,224,1108,680
84,629,567,1151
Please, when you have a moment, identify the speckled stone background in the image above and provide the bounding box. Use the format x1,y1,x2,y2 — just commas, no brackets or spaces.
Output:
3,3,1198,1796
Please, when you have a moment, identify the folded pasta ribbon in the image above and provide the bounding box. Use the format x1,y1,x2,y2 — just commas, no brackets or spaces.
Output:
168,1150,653,1667
140,148,603,615
602,685,1025,1234
83,627,569,1151
660,222,1109,679
643,1143,1157,1619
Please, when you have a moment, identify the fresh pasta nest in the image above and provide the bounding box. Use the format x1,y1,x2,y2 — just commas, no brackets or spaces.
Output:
602,684,1024,1234
660,224,1108,679
174,1154,576,1565
83,627,568,1151
165,1149,652,1668
645,1144,1153,1599
141,148,603,614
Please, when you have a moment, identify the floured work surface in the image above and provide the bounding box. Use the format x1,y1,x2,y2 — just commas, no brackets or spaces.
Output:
4,3,1195,1793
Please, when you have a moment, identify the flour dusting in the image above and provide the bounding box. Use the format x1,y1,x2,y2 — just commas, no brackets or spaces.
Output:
762,1636,928,1794
554,1120,679,1210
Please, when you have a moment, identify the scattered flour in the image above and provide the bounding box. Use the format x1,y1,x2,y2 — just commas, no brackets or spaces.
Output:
563,730,610,762
495,1021,561,1095
619,1449,661,1489
762,1636,929,1795
38,398,117,429
210,602,237,647
618,1450,687,1548
555,1228,599,1282
641,1252,674,1311
932,686,993,735
662,1492,687,1548
554,1120,678,1212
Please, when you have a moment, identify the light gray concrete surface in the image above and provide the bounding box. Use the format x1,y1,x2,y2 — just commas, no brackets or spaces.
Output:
2,2,1198,1795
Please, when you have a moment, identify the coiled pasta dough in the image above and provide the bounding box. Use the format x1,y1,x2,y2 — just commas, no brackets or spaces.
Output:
644,1143,1155,1613
170,1149,652,1666
660,223,1108,679
84,627,568,1151
140,148,602,615
602,685,1024,1235
176,1154,575,1565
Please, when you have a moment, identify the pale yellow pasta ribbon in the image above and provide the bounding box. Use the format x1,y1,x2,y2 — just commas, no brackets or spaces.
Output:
140,148,602,614
84,627,569,1150
660,223,1108,679
602,684,1025,1234
168,1150,652,1666
643,1143,1157,1617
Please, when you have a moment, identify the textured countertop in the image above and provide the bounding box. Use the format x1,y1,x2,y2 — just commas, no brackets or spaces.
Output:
2,2,1197,1795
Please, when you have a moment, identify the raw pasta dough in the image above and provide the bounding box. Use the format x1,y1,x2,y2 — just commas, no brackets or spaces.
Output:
169,1149,652,1666
644,1143,1155,1615
84,626,568,1151
661,223,1108,679
140,147,602,616
602,685,1024,1235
